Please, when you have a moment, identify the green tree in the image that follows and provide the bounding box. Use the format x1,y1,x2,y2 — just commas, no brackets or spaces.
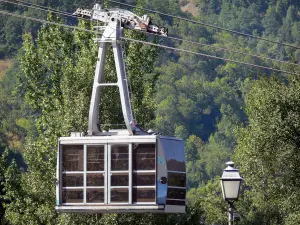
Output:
187,178,227,224
235,75,300,224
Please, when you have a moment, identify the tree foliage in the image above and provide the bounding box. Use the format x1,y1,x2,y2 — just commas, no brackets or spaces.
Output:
1,0,300,224
235,75,300,224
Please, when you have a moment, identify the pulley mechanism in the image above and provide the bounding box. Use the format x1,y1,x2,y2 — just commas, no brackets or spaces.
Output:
74,3,168,36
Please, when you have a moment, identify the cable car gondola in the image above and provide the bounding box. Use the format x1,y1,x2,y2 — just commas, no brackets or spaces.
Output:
55,4,186,213
56,134,186,213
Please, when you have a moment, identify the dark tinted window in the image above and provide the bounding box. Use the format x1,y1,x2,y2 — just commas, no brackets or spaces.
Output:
160,139,185,172
111,145,128,171
62,189,83,203
110,188,128,202
168,172,186,187
87,174,104,186
62,145,83,171
133,144,155,170
87,146,104,171
167,188,186,200
166,199,185,206
133,189,155,202
111,174,129,186
62,174,83,187
87,189,104,203
133,174,155,186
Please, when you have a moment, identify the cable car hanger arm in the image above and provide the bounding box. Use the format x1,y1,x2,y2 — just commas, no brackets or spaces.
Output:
85,5,149,136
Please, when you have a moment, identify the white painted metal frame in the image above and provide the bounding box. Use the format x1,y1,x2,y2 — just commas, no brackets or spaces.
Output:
56,205,164,213
84,144,87,203
88,18,136,136
129,144,132,204
104,144,108,204
56,141,61,205
59,135,158,145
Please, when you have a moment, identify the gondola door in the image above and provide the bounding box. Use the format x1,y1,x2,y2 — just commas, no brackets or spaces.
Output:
86,144,132,205
86,144,131,205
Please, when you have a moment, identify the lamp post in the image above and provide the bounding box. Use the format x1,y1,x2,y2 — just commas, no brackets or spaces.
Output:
220,161,242,225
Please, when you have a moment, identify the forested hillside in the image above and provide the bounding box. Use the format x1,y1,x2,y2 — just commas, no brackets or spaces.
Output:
0,0,300,224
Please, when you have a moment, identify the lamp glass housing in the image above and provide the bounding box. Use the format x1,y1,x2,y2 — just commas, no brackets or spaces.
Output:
221,179,241,201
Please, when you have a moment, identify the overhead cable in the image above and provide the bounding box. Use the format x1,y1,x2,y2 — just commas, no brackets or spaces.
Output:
0,9,98,34
0,0,90,21
122,37,299,75
3,0,299,66
0,9,298,76
109,0,300,50
5,0,73,16
137,30,299,67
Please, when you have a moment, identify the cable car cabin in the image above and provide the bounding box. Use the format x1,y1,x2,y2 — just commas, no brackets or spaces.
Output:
55,133,186,213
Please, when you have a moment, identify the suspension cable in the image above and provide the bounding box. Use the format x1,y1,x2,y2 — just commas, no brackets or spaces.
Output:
136,30,299,67
122,37,299,75
0,9,298,76
109,0,300,50
3,0,299,67
0,9,98,34
0,0,90,21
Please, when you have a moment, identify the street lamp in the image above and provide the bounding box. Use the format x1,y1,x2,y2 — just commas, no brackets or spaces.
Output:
220,161,242,225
